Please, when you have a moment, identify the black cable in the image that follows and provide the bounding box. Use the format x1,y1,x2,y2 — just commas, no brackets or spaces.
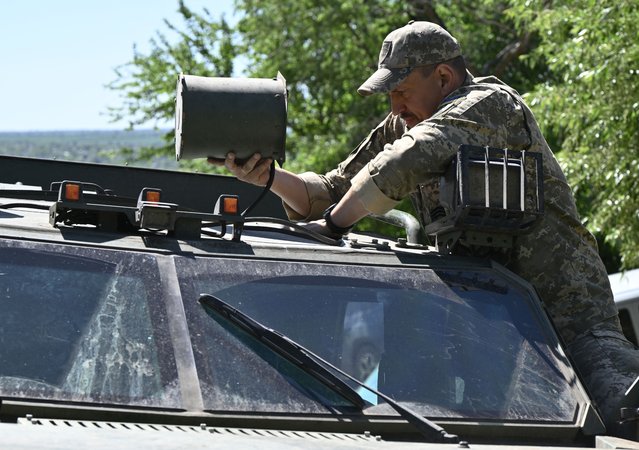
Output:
241,160,276,217
243,217,342,246
0,203,50,211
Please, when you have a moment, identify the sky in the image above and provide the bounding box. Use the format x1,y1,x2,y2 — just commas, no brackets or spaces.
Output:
0,1,237,132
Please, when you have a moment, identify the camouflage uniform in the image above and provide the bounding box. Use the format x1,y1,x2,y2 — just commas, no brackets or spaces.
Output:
283,23,639,434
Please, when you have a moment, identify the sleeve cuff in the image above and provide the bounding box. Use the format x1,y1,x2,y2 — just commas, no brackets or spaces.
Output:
350,166,400,215
281,171,334,221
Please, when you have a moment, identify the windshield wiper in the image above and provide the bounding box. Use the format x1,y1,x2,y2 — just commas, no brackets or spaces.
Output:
199,293,364,408
198,293,459,443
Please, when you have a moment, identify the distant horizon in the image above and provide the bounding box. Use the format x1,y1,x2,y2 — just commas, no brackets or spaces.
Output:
0,128,172,134
0,125,176,169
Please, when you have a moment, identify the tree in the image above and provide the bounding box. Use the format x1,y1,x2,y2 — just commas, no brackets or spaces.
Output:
508,0,639,269
108,0,531,172
232,0,542,173
107,3,238,171
232,0,408,173
108,0,638,269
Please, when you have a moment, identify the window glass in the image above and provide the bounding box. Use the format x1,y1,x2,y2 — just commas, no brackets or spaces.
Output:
196,299,358,413
0,240,180,408
177,257,581,421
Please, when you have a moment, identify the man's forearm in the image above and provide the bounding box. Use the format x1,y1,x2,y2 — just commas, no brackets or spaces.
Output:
270,168,312,218
268,163,397,229
327,166,401,229
328,189,370,229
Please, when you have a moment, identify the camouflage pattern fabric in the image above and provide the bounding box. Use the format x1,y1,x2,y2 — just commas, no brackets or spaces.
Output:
290,74,639,430
567,318,639,436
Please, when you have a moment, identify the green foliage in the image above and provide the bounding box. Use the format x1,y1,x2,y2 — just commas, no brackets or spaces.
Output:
233,0,408,173
107,0,639,270
431,0,546,92
514,0,639,269
108,2,237,127
106,0,239,167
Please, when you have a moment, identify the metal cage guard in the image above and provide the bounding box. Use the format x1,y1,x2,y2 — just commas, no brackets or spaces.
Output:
424,145,544,253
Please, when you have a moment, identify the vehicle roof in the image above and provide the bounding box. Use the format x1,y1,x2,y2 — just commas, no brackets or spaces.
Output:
0,154,288,218
0,155,472,269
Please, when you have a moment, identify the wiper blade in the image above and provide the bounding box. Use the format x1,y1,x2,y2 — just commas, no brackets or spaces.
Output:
199,293,364,409
198,294,459,443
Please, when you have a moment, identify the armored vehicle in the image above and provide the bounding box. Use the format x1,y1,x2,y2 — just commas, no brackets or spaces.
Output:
0,154,637,449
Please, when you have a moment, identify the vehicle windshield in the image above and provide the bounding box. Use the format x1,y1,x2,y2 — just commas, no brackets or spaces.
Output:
0,239,180,408
0,237,584,423
177,257,581,422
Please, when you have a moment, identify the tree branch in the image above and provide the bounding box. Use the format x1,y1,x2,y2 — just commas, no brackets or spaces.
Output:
407,0,447,29
482,32,532,77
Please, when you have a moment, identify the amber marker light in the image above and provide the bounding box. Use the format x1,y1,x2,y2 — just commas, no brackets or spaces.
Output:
223,196,238,214
145,190,161,203
64,183,81,201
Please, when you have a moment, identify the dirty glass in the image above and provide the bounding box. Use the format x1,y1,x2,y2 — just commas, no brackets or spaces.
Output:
178,257,581,421
0,240,180,408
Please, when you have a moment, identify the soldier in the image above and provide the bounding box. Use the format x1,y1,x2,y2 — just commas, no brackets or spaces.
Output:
212,21,639,435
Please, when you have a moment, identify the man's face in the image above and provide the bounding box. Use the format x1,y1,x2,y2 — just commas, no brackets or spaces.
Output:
389,66,445,129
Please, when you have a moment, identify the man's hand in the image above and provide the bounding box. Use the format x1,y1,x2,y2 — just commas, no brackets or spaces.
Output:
208,152,314,217
208,152,272,186
300,219,345,240
300,194,370,240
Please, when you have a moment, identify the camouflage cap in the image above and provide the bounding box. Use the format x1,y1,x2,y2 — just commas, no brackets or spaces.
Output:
358,21,462,96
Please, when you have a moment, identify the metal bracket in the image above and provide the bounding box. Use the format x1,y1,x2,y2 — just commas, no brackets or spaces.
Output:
424,145,544,254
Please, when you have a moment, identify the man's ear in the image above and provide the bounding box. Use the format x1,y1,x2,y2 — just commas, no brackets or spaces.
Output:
437,64,458,94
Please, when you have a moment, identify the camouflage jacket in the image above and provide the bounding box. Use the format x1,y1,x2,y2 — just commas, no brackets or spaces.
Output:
284,75,619,343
